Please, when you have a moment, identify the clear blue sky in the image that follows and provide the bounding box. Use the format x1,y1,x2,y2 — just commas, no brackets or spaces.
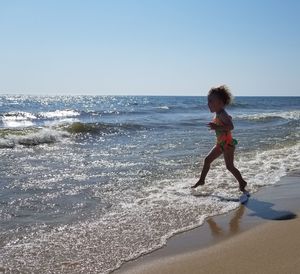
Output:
0,0,299,96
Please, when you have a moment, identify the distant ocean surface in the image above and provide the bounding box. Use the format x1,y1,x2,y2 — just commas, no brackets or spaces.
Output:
0,95,299,273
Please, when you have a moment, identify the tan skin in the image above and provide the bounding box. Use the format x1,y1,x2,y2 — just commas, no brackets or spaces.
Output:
191,95,248,192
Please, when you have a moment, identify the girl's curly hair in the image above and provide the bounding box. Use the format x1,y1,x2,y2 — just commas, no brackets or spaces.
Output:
208,85,233,106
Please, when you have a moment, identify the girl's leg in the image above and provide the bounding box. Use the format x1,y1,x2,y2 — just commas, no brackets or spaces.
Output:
191,146,222,188
223,146,247,192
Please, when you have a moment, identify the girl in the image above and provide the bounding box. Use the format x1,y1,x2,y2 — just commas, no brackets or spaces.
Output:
191,85,248,195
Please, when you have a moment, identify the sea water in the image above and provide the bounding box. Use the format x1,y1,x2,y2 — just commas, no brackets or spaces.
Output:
0,95,299,273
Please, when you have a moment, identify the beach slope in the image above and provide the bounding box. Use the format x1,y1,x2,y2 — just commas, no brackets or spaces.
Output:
123,215,300,274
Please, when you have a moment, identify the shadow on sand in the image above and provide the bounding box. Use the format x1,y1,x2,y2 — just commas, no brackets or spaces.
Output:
192,190,297,221
245,198,297,221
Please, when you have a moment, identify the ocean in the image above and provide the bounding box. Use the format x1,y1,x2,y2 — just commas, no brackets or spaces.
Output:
0,95,299,273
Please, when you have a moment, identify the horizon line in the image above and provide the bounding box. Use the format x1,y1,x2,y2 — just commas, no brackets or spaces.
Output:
0,92,299,97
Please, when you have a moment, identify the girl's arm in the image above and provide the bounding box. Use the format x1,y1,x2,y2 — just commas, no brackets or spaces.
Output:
219,111,234,130
208,111,234,131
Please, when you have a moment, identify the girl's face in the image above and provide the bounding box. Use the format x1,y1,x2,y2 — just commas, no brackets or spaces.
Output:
207,95,224,113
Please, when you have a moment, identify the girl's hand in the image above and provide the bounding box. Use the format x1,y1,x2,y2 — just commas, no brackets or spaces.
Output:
207,122,218,130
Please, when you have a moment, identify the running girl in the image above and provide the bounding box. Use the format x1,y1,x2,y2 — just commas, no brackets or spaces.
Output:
191,85,248,194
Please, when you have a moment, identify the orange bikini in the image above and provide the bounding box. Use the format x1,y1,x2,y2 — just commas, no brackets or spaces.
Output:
213,114,238,151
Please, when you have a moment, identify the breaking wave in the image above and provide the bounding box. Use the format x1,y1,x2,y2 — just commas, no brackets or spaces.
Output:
39,109,80,118
1,112,36,127
235,110,300,122
63,122,146,135
0,120,147,148
0,129,70,148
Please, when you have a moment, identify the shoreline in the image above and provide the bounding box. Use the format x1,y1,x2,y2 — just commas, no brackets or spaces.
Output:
116,170,300,273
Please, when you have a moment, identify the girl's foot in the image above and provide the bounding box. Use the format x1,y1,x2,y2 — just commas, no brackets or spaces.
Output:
191,180,205,188
243,190,251,197
239,181,247,192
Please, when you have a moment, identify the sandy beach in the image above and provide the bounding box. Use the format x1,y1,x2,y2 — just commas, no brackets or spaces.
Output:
117,171,300,274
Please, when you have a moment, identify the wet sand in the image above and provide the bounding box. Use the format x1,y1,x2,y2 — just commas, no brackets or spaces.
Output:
116,171,300,274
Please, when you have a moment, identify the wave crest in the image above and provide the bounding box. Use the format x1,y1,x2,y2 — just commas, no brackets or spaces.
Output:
0,129,70,148
64,122,146,135
236,110,300,122
1,112,36,128
39,109,80,119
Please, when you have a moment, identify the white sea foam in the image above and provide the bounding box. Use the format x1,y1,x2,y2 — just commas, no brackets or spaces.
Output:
236,110,300,121
2,112,36,121
0,138,15,148
1,112,36,127
2,120,34,128
156,106,170,110
0,177,237,274
39,109,80,118
0,128,70,148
